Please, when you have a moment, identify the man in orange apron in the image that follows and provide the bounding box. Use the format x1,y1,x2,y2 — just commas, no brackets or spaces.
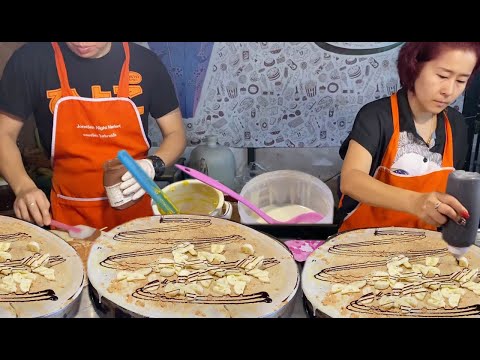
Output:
50,42,156,231
0,42,186,231
338,42,480,233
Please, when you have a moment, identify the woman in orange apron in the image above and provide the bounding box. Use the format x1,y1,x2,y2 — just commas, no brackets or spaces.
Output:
338,42,480,232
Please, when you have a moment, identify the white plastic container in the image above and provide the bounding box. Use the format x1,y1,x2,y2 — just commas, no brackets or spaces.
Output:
237,170,334,224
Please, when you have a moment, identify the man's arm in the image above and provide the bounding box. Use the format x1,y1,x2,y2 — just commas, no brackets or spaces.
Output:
0,111,51,226
119,107,186,199
340,139,465,226
153,107,186,166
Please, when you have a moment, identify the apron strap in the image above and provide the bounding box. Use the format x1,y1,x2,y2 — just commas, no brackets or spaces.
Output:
442,111,454,168
379,93,401,168
51,42,75,97
117,42,130,98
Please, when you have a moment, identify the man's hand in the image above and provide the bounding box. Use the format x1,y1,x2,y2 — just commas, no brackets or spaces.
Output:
14,186,51,226
119,159,155,200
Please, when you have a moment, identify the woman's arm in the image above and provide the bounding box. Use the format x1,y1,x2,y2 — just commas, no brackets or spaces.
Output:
340,139,467,226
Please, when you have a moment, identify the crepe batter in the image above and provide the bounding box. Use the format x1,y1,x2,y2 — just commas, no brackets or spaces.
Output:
254,204,317,224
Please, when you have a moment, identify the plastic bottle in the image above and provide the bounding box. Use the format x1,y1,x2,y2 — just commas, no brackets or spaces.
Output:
188,135,236,189
103,158,140,210
441,170,480,258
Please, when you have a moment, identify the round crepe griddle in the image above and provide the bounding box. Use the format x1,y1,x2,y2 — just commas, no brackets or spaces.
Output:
88,215,299,318
0,215,85,318
302,227,480,318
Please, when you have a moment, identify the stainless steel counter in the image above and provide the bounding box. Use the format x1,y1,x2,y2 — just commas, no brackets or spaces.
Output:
73,286,100,318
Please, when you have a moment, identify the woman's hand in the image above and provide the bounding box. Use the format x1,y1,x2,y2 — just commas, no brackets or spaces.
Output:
411,192,469,227
13,186,51,227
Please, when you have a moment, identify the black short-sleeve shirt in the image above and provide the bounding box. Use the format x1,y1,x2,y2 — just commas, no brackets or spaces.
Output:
0,42,179,156
337,88,468,222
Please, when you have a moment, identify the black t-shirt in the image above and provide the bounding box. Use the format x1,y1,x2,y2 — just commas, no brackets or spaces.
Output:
0,42,179,156
337,88,468,222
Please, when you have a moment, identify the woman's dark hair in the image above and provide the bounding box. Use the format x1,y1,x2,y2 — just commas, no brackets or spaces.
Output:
397,42,480,91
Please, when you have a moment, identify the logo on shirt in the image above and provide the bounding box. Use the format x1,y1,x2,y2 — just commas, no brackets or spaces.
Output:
391,132,442,176
46,71,144,115
129,71,142,84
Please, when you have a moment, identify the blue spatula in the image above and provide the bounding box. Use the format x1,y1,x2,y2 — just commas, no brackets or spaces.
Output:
117,150,179,215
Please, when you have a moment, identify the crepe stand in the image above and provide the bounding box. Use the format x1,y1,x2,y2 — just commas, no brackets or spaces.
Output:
0,215,84,317
302,227,480,318
87,215,300,318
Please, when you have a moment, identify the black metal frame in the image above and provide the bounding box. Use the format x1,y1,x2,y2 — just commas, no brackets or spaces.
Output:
464,72,480,172
246,223,338,240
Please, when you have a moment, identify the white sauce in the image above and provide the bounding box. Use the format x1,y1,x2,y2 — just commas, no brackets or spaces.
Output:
255,204,316,224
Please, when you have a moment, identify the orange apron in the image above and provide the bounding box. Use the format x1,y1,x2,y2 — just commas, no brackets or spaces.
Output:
339,92,454,232
49,42,153,231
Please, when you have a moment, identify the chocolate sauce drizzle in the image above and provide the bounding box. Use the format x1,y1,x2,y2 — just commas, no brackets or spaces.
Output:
312,229,480,317
113,217,212,243
163,235,245,247
101,235,247,270
133,283,272,304
100,251,280,305
317,230,447,283
374,229,425,236
96,217,290,307
0,253,65,273
101,247,279,273
0,289,58,303
0,232,31,242
347,293,480,317
328,230,430,257
0,234,66,303
101,248,172,269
